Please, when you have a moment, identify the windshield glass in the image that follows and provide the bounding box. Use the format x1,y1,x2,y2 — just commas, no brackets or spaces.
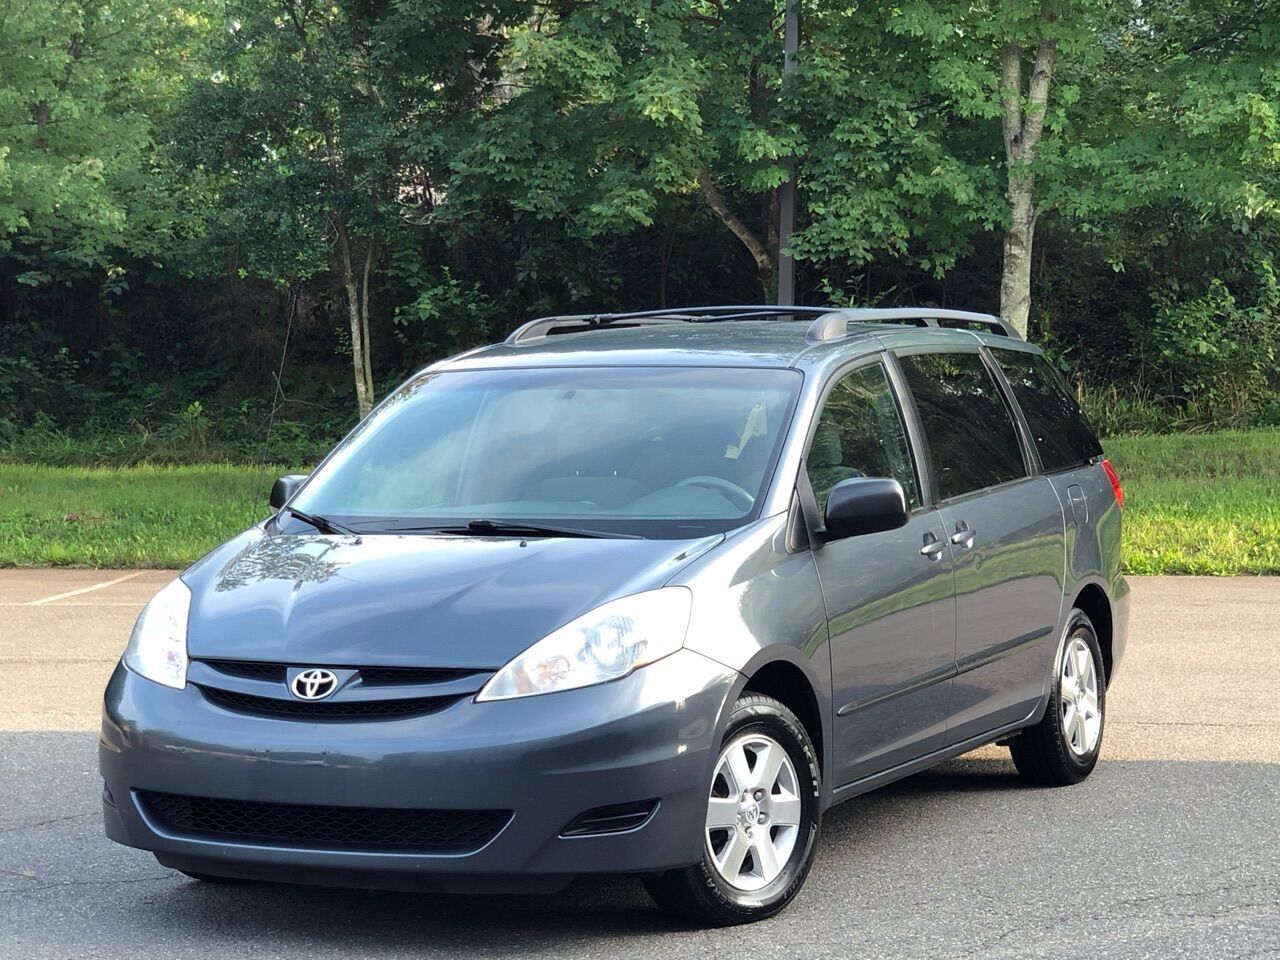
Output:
290,365,802,538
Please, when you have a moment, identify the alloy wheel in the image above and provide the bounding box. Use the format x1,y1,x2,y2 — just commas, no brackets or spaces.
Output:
1060,635,1102,757
705,732,802,892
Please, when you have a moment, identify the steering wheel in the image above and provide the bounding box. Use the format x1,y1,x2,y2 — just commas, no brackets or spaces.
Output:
675,476,756,513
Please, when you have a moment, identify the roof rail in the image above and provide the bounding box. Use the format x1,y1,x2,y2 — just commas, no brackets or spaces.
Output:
506,305,830,345
806,308,1018,342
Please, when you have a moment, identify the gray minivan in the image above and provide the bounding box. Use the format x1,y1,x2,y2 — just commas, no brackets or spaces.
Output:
101,306,1129,925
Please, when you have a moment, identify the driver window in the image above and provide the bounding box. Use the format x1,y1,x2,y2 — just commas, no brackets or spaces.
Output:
806,362,920,515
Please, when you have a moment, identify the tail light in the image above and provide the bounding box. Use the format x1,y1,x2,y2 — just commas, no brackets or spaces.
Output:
1100,459,1123,510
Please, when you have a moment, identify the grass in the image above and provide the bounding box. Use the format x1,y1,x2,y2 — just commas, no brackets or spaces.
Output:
1104,428,1280,575
0,429,1276,572
0,464,284,568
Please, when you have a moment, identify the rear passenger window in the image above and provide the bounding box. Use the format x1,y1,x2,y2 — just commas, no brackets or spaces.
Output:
806,363,920,516
992,349,1103,472
898,352,1027,500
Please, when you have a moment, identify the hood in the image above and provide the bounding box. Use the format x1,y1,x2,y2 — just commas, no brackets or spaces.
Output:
183,528,722,669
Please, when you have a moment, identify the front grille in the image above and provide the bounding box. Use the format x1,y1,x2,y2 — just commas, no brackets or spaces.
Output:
204,660,288,683
357,665,483,686
196,685,460,720
198,660,482,687
139,791,510,852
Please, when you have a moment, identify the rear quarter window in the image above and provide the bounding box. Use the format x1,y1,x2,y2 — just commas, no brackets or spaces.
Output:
992,349,1103,472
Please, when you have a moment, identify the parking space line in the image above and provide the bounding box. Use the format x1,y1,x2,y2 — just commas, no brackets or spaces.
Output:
26,572,146,606
0,602,145,606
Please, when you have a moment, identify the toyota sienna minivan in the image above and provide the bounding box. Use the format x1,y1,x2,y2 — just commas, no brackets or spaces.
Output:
101,305,1129,925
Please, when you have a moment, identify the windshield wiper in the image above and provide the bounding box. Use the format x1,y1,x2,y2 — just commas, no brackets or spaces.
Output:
284,507,358,536
395,519,638,540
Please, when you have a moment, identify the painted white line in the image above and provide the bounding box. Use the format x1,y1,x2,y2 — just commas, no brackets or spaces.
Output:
27,572,147,606
0,602,146,607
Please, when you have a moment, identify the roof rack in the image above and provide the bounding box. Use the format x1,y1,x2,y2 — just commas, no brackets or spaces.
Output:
506,305,830,344
807,308,1018,341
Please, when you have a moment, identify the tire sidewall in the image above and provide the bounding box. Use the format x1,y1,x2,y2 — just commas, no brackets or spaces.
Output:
1051,612,1106,778
693,697,821,919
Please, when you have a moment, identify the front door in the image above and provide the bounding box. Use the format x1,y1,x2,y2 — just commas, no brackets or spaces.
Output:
805,359,958,787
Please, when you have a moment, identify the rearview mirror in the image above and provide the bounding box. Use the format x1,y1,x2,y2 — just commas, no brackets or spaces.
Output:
269,474,308,511
822,477,909,541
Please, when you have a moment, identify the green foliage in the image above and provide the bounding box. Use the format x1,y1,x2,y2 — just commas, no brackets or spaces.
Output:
392,266,497,364
1105,429,1280,575
2,0,1280,456
0,0,214,274
1144,262,1280,423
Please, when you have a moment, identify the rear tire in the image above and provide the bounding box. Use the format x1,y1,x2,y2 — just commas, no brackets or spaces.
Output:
1010,609,1106,786
644,693,821,926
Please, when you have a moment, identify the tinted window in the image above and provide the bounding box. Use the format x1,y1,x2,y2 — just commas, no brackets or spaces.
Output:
806,363,920,516
898,352,1027,500
993,349,1103,472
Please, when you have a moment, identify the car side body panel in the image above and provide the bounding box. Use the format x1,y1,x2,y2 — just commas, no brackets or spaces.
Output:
1047,460,1129,679
667,513,835,804
941,475,1068,744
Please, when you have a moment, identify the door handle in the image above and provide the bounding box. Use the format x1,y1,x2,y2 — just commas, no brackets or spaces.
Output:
950,520,976,549
1067,484,1087,525
920,533,947,561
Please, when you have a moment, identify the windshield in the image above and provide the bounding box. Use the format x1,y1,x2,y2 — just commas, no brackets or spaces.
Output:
290,365,802,538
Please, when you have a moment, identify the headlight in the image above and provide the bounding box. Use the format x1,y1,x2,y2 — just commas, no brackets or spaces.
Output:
122,578,191,689
476,587,692,702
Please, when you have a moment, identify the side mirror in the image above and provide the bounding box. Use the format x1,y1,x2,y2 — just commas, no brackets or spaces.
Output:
822,477,909,541
269,474,308,511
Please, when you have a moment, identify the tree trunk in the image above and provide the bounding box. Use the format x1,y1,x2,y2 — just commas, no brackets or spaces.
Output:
696,167,774,298
1000,181,1036,338
360,242,375,407
335,223,374,418
997,3,1057,339
658,225,676,308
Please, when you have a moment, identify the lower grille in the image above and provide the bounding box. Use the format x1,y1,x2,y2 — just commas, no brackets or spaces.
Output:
196,685,459,720
139,791,510,852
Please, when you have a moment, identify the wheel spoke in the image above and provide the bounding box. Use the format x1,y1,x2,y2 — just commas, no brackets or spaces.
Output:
1082,689,1099,717
1062,701,1077,740
716,829,751,879
1075,646,1091,685
756,742,786,792
706,797,740,832
770,794,802,828
752,834,781,881
726,743,753,794
1071,707,1087,748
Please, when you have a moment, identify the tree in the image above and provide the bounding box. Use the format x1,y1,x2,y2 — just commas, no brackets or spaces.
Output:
0,0,211,308
885,0,1280,337
178,1,521,417
996,0,1061,337
447,0,1001,303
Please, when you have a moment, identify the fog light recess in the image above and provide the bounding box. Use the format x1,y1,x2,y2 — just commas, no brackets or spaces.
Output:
560,799,659,838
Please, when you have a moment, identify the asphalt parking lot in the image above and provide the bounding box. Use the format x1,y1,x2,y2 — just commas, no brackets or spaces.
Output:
1,571,1277,958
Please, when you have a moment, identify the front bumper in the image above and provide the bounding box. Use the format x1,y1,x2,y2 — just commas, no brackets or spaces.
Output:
100,649,737,891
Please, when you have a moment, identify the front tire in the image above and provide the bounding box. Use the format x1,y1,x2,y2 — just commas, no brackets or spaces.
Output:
644,693,821,926
1010,609,1106,785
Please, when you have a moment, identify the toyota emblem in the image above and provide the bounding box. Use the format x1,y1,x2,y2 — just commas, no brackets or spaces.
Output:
291,668,339,701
